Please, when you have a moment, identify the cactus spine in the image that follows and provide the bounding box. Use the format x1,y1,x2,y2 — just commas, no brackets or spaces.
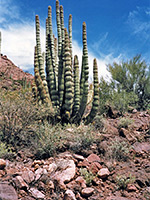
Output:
34,0,99,124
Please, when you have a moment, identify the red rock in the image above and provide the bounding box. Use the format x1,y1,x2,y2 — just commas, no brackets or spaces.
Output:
52,159,76,189
13,176,28,189
86,154,100,163
29,188,45,199
133,142,150,154
75,176,86,188
119,128,136,142
97,168,110,179
88,162,102,174
49,180,54,189
0,182,18,200
64,190,77,200
78,159,90,167
0,159,6,170
126,184,137,192
81,187,94,197
73,154,84,161
22,170,35,184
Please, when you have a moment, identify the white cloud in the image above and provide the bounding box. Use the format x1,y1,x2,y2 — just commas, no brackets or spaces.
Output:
0,22,45,70
0,21,122,80
0,0,20,24
127,7,150,40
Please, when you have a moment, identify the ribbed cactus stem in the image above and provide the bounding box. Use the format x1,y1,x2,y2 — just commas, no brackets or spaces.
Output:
75,22,89,123
60,5,65,45
63,28,73,116
32,82,37,102
85,58,99,124
72,55,80,117
80,55,85,100
35,15,49,95
69,14,72,64
34,46,50,105
48,6,56,72
54,37,58,88
0,31,1,58
58,5,65,106
45,18,49,68
56,0,62,57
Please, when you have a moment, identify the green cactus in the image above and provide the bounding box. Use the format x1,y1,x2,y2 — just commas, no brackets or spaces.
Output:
85,58,99,124
33,0,99,124
34,46,50,105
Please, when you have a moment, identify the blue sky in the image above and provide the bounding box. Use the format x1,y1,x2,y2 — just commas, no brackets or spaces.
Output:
0,0,150,79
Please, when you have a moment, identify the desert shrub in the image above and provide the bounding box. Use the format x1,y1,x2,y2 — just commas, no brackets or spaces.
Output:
68,125,100,154
92,115,105,131
35,123,65,159
110,90,138,113
107,140,130,161
80,168,96,186
116,174,135,189
0,142,16,159
0,90,54,148
118,117,133,129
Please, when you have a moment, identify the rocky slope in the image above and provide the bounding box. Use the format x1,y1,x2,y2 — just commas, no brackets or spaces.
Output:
0,55,33,90
0,110,150,200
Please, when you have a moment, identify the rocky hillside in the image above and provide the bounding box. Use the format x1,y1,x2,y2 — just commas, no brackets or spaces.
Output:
0,110,149,200
0,55,33,90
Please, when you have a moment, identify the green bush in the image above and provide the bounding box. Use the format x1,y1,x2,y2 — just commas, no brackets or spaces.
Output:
92,115,105,131
0,90,54,148
35,123,65,159
80,168,96,186
107,140,130,161
0,142,16,160
118,117,133,129
116,174,135,189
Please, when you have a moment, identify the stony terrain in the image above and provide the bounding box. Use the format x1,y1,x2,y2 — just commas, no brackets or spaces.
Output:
0,55,150,199
0,55,33,90
0,110,150,200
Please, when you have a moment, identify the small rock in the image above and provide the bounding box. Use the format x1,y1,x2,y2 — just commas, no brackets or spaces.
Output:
13,176,28,189
29,188,45,199
35,168,44,181
119,128,136,143
75,176,86,188
22,170,35,184
88,162,102,174
32,160,43,166
0,182,18,200
86,154,100,163
64,190,77,200
97,168,110,179
133,142,150,154
49,180,55,189
126,184,137,192
73,154,84,161
0,159,6,170
52,159,76,189
81,187,94,197
48,163,57,173
132,109,137,113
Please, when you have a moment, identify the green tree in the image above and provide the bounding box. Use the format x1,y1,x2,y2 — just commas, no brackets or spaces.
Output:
107,55,150,110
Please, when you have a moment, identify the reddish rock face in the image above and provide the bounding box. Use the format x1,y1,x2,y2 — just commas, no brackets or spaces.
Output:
0,55,33,90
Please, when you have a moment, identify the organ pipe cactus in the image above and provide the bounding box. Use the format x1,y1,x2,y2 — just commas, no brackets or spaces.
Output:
33,0,99,124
